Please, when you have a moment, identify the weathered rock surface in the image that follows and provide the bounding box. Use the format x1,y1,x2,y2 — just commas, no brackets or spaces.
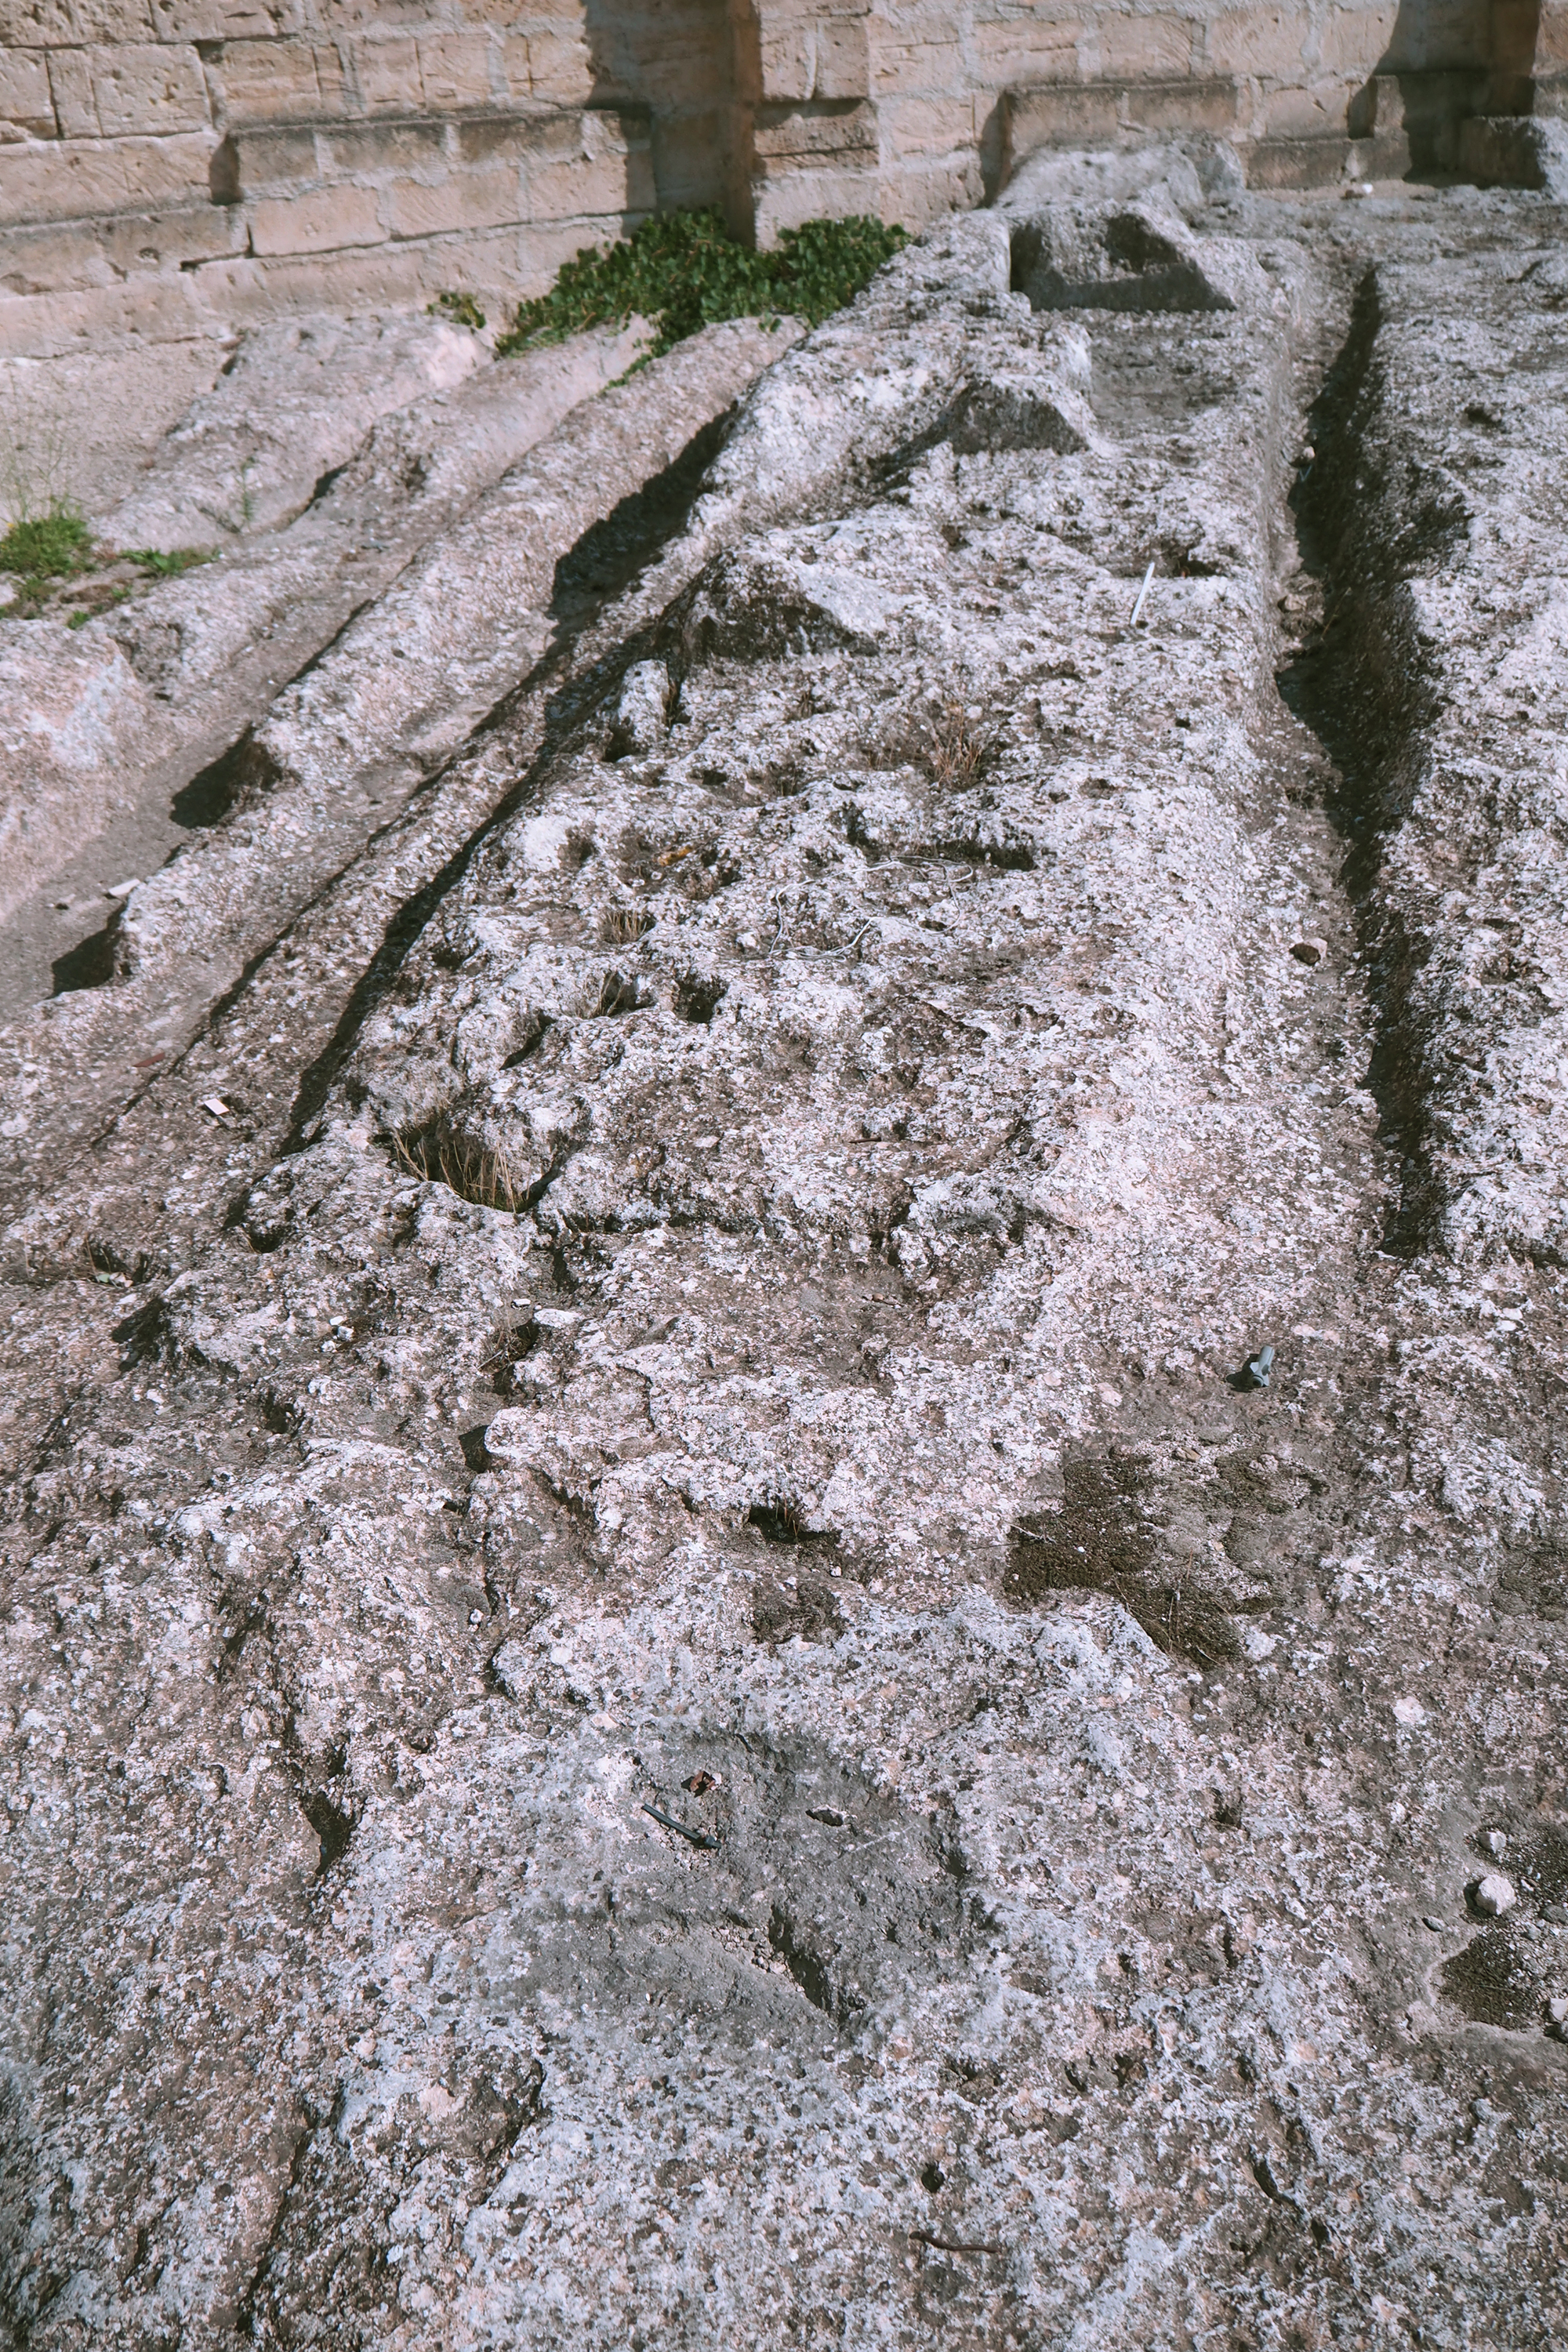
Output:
102,312,485,553
0,317,792,1185
2,181,1566,2351
0,314,648,951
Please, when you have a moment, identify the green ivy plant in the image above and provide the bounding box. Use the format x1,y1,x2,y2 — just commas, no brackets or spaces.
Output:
429,290,487,332
498,208,909,361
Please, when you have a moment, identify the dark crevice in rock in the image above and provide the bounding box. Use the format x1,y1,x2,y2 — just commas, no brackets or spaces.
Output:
300,1787,358,1875
546,407,734,637
746,1501,837,1546
768,1902,846,2020
234,2108,313,2342
672,970,727,1023
1277,267,1458,1256
172,728,276,829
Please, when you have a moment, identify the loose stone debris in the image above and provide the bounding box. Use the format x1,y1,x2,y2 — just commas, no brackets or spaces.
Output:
2,156,1566,2352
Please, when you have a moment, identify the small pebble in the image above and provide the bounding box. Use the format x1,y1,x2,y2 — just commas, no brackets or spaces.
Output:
1480,1828,1508,1860
1423,1915,1445,1933
1290,938,1327,967
1472,1872,1515,1918
1548,1996,1568,2026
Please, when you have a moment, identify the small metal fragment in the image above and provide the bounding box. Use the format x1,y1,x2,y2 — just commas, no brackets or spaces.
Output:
641,1801,718,1850
1129,561,1155,628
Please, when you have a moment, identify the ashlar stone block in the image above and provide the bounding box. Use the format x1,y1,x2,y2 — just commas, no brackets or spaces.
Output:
872,34,967,99
1123,75,1241,130
150,0,292,40
753,155,877,241
248,180,385,254
1208,6,1316,82
0,48,56,139
517,25,594,107
319,118,447,183
209,122,320,201
752,95,877,160
1320,2,1400,73
760,13,870,103
349,33,421,114
0,129,215,226
383,156,520,238
1261,78,1352,137
93,42,211,137
46,49,98,140
528,123,652,223
0,198,242,292
0,0,154,40
1002,81,1124,153
416,31,501,111
205,40,347,127
880,93,982,159
970,14,1084,88
1098,13,1197,81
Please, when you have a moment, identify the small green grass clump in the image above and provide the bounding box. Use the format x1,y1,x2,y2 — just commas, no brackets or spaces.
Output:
127,546,216,578
499,208,909,361
0,501,93,582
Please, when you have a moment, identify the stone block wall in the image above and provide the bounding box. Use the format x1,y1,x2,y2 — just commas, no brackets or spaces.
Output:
0,0,1561,356
749,0,1568,232
0,0,717,354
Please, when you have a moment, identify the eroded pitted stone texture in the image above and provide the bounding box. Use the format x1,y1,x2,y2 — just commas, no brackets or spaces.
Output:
0,318,790,1187
1,198,1566,2352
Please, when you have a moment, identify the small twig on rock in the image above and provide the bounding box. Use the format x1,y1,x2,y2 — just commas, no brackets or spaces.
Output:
641,1801,718,1850
909,2230,1009,2257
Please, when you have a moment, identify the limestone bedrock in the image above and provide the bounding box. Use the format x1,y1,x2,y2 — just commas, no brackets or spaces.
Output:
1,172,1566,2350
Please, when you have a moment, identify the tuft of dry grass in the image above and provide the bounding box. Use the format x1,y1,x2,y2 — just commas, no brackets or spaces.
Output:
394,1121,524,1212
860,695,995,789
601,906,655,944
924,698,993,790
